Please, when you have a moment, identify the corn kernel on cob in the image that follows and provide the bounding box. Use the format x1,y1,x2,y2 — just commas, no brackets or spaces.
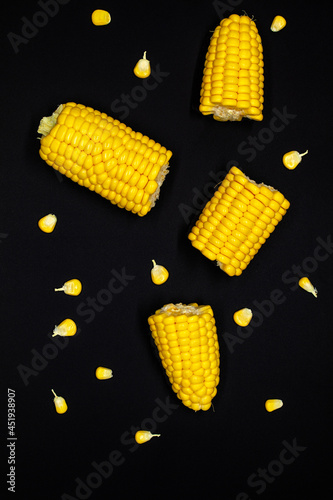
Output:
148,303,220,411
199,13,264,121
188,166,290,276
38,103,172,217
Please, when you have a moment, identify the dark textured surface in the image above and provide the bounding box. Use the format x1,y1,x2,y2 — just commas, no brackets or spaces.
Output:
1,1,333,499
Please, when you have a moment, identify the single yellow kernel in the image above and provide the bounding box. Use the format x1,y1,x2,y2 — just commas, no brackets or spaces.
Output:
135,430,161,444
52,318,77,337
38,214,57,233
51,389,68,414
270,16,286,32
91,9,111,26
265,399,283,412
151,259,169,285
283,150,308,170
133,51,151,78
233,308,253,326
298,277,318,298
95,367,113,380
54,278,82,296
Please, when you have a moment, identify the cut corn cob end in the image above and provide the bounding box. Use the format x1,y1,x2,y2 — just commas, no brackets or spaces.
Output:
233,307,252,326
199,14,264,122
55,278,82,296
270,16,286,32
51,389,68,414
283,150,308,170
265,399,283,412
95,367,113,380
151,259,169,285
188,166,290,276
148,303,220,411
38,103,172,217
91,9,111,26
298,277,318,298
52,318,77,337
38,214,57,233
135,430,161,444
133,51,151,78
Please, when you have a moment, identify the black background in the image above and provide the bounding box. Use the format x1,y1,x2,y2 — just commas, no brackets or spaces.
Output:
1,1,333,499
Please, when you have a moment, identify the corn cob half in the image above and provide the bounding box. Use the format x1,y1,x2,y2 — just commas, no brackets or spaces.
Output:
37,103,172,216
148,303,220,411
188,166,290,276
199,14,264,121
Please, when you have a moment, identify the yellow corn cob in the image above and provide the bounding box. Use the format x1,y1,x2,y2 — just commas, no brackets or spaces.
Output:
265,399,283,412
188,166,290,276
148,303,220,411
37,103,172,217
199,13,264,121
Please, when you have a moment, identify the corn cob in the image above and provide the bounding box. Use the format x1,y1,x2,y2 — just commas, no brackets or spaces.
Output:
148,303,220,411
37,103,172,217
188,166,290,276
199,13,264,121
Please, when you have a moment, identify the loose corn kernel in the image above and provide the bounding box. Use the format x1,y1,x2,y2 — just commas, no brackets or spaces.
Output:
52,318,77,337
199,14,264,121
283,150,308,170
38,214,57,233
51,389,68,414
95,367,113,380
148,303,219,411
265,399,283,412
133,51,151,79
233,307,252,326
270,16,286,32
135,430,161,444
151,259,169,285
298,277,318,298
54,278,82,296
38,103,172,217
188,167,289,276
91,9,111,26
